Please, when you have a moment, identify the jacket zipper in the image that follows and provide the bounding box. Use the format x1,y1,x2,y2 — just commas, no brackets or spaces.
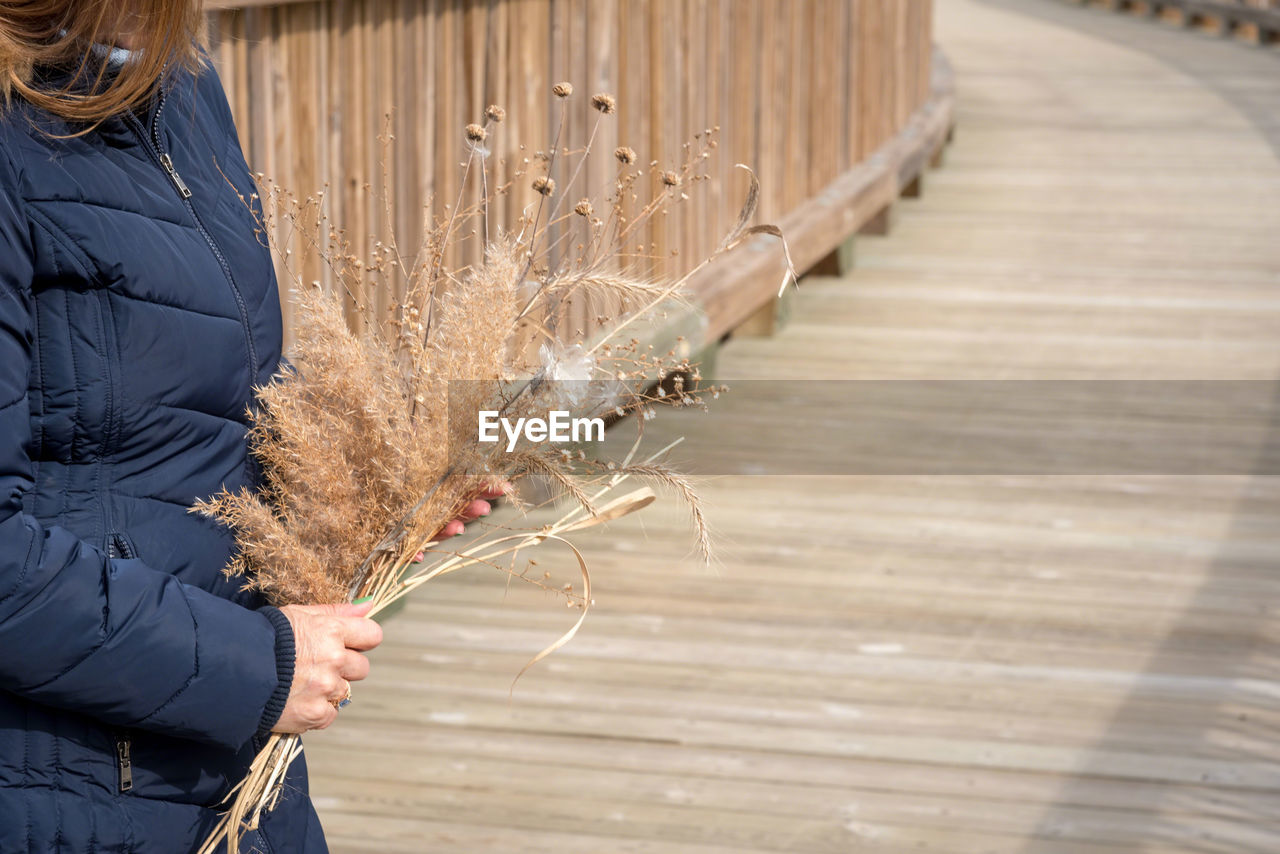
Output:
116,734,133,792
125,90,260,386
106,533,136,560
158,152,192,199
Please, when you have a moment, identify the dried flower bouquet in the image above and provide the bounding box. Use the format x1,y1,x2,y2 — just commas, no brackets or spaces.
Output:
195,84,794,854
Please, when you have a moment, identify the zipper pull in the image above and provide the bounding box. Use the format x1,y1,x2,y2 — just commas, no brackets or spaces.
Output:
159,153,193,200
117,736,133,792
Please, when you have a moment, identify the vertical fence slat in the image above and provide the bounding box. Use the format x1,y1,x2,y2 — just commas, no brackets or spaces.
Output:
208,0,936,339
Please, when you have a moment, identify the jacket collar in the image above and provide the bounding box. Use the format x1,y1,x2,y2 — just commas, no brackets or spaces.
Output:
27,47,171,142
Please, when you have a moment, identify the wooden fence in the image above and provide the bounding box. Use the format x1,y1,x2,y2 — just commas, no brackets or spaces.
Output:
204,0,939,344
1074,0,1280,42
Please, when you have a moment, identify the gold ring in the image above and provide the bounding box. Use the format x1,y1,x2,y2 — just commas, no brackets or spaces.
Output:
331,684,352,710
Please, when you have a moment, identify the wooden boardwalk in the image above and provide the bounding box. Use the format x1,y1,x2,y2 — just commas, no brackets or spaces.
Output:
303,1,1280,851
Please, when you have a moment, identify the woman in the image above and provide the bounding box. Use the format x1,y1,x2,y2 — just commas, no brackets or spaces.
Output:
0,3,492,851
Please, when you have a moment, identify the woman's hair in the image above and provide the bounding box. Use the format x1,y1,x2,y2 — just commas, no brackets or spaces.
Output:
0,1,205,126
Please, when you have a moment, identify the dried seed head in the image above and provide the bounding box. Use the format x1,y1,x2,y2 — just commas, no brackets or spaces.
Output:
590,92,617,114
614,146,637,165
552,81,573,98
465,123,488,142
532,175,556,196
484,104,506,123
660,170,681,187
574,199,594,217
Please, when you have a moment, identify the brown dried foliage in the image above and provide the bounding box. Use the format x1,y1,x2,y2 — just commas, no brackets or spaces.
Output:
195,84,793,608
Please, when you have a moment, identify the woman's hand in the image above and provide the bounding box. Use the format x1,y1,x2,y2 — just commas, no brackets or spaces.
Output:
271,482,511,733
431,481,512,540
273,602,383,733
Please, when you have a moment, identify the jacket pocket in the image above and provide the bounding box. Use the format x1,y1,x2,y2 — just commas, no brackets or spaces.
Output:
116,727,250,807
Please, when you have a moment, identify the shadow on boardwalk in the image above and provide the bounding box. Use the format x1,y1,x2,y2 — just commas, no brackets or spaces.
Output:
974,2,1280,850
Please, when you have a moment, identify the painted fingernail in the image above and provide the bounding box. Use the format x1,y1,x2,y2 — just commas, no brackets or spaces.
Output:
353,595,373,605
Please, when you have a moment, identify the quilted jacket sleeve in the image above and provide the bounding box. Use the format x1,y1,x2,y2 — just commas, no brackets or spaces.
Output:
0,151,294,750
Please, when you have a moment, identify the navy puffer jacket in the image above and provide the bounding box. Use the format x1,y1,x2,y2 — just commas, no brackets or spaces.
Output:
0,53,326,852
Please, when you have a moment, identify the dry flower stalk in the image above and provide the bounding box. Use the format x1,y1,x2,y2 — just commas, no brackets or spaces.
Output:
196,82,795,854
590,92,617,114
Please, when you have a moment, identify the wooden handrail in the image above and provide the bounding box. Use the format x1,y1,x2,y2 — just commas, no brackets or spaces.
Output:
1077,0,1280,42
692,48,955,344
